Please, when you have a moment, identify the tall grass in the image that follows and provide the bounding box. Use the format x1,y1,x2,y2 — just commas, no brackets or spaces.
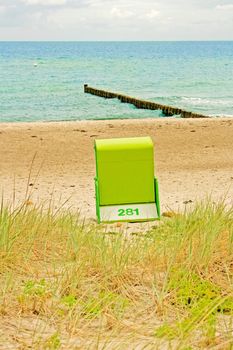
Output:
0,199,232,349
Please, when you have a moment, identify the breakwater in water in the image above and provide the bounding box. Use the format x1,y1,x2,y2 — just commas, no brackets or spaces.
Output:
84,84,209,118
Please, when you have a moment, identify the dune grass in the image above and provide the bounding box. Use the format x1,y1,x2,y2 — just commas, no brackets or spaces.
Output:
0,199,233,349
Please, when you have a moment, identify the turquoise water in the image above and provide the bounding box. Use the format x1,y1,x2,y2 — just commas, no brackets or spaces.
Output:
0,41,233,122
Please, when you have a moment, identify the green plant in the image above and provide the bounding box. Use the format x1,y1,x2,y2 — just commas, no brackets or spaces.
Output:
0,199,232,348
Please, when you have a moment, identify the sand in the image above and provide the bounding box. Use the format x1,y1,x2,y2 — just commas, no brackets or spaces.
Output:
0,117,232,227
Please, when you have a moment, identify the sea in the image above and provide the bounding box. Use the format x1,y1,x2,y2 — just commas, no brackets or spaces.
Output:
0,41,232,122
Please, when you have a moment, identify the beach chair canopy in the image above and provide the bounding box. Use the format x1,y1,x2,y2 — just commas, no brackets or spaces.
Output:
95,137,155,206
94,136,160,223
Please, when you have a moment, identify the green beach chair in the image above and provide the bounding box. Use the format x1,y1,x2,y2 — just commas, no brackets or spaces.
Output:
94,136,160,223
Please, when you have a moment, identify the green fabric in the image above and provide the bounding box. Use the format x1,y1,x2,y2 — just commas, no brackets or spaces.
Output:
95,137,155,206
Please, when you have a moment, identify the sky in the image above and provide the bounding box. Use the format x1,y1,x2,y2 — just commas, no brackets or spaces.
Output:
0,0,233,40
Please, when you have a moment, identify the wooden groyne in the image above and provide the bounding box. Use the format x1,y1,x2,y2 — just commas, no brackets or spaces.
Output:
84,84,209,118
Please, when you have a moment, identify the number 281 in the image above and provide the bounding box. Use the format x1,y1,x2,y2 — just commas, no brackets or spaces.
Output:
118,208,139,216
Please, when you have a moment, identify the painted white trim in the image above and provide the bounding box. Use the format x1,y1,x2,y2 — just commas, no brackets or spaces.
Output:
100,203,158,222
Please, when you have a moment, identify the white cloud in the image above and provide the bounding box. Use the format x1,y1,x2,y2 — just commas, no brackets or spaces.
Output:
22,0,67,5
0,5,6,13
216,4,233,10
145,9,160,19
0,0,233,40
110,7,134,19
47,7,85,27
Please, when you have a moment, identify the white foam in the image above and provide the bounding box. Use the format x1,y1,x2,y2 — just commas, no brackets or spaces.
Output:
181,97,231,106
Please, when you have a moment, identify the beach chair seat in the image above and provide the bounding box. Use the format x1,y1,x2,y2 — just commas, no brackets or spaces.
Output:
94,136,160,223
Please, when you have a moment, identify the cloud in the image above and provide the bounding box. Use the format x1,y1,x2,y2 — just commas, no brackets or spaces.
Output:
110,7,134,19
145,9,160,19
47,8,86,27
0,5,6,13
22,0,67,5
216,4,233,10
0,0,232,40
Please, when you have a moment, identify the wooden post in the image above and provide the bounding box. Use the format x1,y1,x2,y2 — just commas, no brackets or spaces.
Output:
84,85,209,119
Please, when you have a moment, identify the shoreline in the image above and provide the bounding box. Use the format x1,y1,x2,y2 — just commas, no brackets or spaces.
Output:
0,117,232,227
0,114,233,125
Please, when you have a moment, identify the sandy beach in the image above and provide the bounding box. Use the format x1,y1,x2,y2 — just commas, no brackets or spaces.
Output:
0,117,232,222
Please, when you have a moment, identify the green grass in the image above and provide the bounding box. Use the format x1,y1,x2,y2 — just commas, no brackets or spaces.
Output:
0,199,233,349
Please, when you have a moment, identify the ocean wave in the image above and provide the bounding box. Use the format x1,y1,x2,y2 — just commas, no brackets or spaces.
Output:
180,97,231,106
209,114,233,118
151,96,232,107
